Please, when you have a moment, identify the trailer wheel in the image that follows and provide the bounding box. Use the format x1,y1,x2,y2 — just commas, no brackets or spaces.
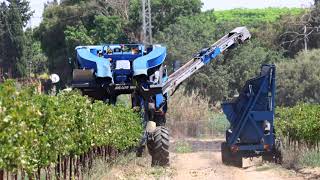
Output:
147,126,169,166
221,142,229,164
136,145,145,157
221,142,243,168
262,139,283,164
274,139,283,164
262,152,274,162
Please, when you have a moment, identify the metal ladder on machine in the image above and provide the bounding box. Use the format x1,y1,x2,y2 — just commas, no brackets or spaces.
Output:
162,27,252,95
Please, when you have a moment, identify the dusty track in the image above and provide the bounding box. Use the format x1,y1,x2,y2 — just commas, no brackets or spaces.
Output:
170,138,302,180
103,139,306,180
171,151,300,180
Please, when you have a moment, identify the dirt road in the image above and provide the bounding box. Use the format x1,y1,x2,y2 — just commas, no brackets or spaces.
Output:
171,151,299,180
103,139,307,180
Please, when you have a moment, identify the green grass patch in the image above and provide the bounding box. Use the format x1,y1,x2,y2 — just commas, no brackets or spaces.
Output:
208,113,230,134
148,167,168,179
175,141,192,153
255,164,273,171
117,94,131,107
299,150,320,167
212,7,305,24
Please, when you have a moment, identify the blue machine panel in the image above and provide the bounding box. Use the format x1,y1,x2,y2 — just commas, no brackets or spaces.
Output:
76,47,113,79
76,45,167,84
222,64,276,151
133,46,167,76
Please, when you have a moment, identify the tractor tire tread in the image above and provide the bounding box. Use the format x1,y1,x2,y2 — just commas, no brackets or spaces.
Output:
147,126,170,167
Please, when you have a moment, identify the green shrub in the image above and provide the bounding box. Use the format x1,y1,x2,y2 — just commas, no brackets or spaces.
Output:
0,80,142,174
299,150,320,167
277,50,320,106
276,103,320,146
208,113,229,135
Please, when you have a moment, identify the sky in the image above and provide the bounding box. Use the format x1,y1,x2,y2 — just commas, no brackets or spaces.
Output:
11,0,315,27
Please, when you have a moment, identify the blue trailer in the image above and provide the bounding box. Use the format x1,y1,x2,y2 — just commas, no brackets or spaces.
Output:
221,64,282,167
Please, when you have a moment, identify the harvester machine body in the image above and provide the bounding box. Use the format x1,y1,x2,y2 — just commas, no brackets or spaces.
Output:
71,27,279,167
73,44,167,97
220,65,280,167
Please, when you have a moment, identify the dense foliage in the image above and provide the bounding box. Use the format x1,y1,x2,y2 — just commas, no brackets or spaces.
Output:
128,0,202,34
155,7,307,104
213,8,304,25
278,4,320,57
1,0,313,105
277,49,320,106
0,0,34,77
23,29,48,75
156,5,320,106
0,81,141,173
1,0,320,107
184,40,284,103
276,103,320,146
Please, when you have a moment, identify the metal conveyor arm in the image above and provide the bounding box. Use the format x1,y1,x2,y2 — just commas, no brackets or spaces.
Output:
162,27,251,95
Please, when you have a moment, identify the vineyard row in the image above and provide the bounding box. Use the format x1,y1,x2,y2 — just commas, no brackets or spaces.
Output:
0,80,142,178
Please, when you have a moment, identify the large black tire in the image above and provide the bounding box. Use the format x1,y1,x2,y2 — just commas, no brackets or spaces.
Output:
221,142,230,164
147,126,169,166
221,142,243,168
136,145,145,157
262,151,274,162
274,139,283,164
262,139,283,164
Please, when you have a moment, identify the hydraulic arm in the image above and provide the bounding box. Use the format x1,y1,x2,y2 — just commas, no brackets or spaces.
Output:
137,27,252,166
161,27,251,94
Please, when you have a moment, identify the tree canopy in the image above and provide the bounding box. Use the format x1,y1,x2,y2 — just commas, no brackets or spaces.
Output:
1,0,320,107
0,0,33,77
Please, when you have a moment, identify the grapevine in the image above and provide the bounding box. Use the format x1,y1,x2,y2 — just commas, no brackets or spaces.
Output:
0,80,142,178
276,103,320,148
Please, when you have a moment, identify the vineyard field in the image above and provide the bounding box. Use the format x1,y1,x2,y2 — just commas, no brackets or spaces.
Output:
0,80,142,177
276,103,320,147
212,7,305,25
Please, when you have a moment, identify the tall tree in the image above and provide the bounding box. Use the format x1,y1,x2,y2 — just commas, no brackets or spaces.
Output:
10,0,33,26
128,0,202,41
0,2,7,76
0,0,33,77
277,49,320,106
36,2,93,84
24,28,48,76
278,5,320,56
7,0,26,77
